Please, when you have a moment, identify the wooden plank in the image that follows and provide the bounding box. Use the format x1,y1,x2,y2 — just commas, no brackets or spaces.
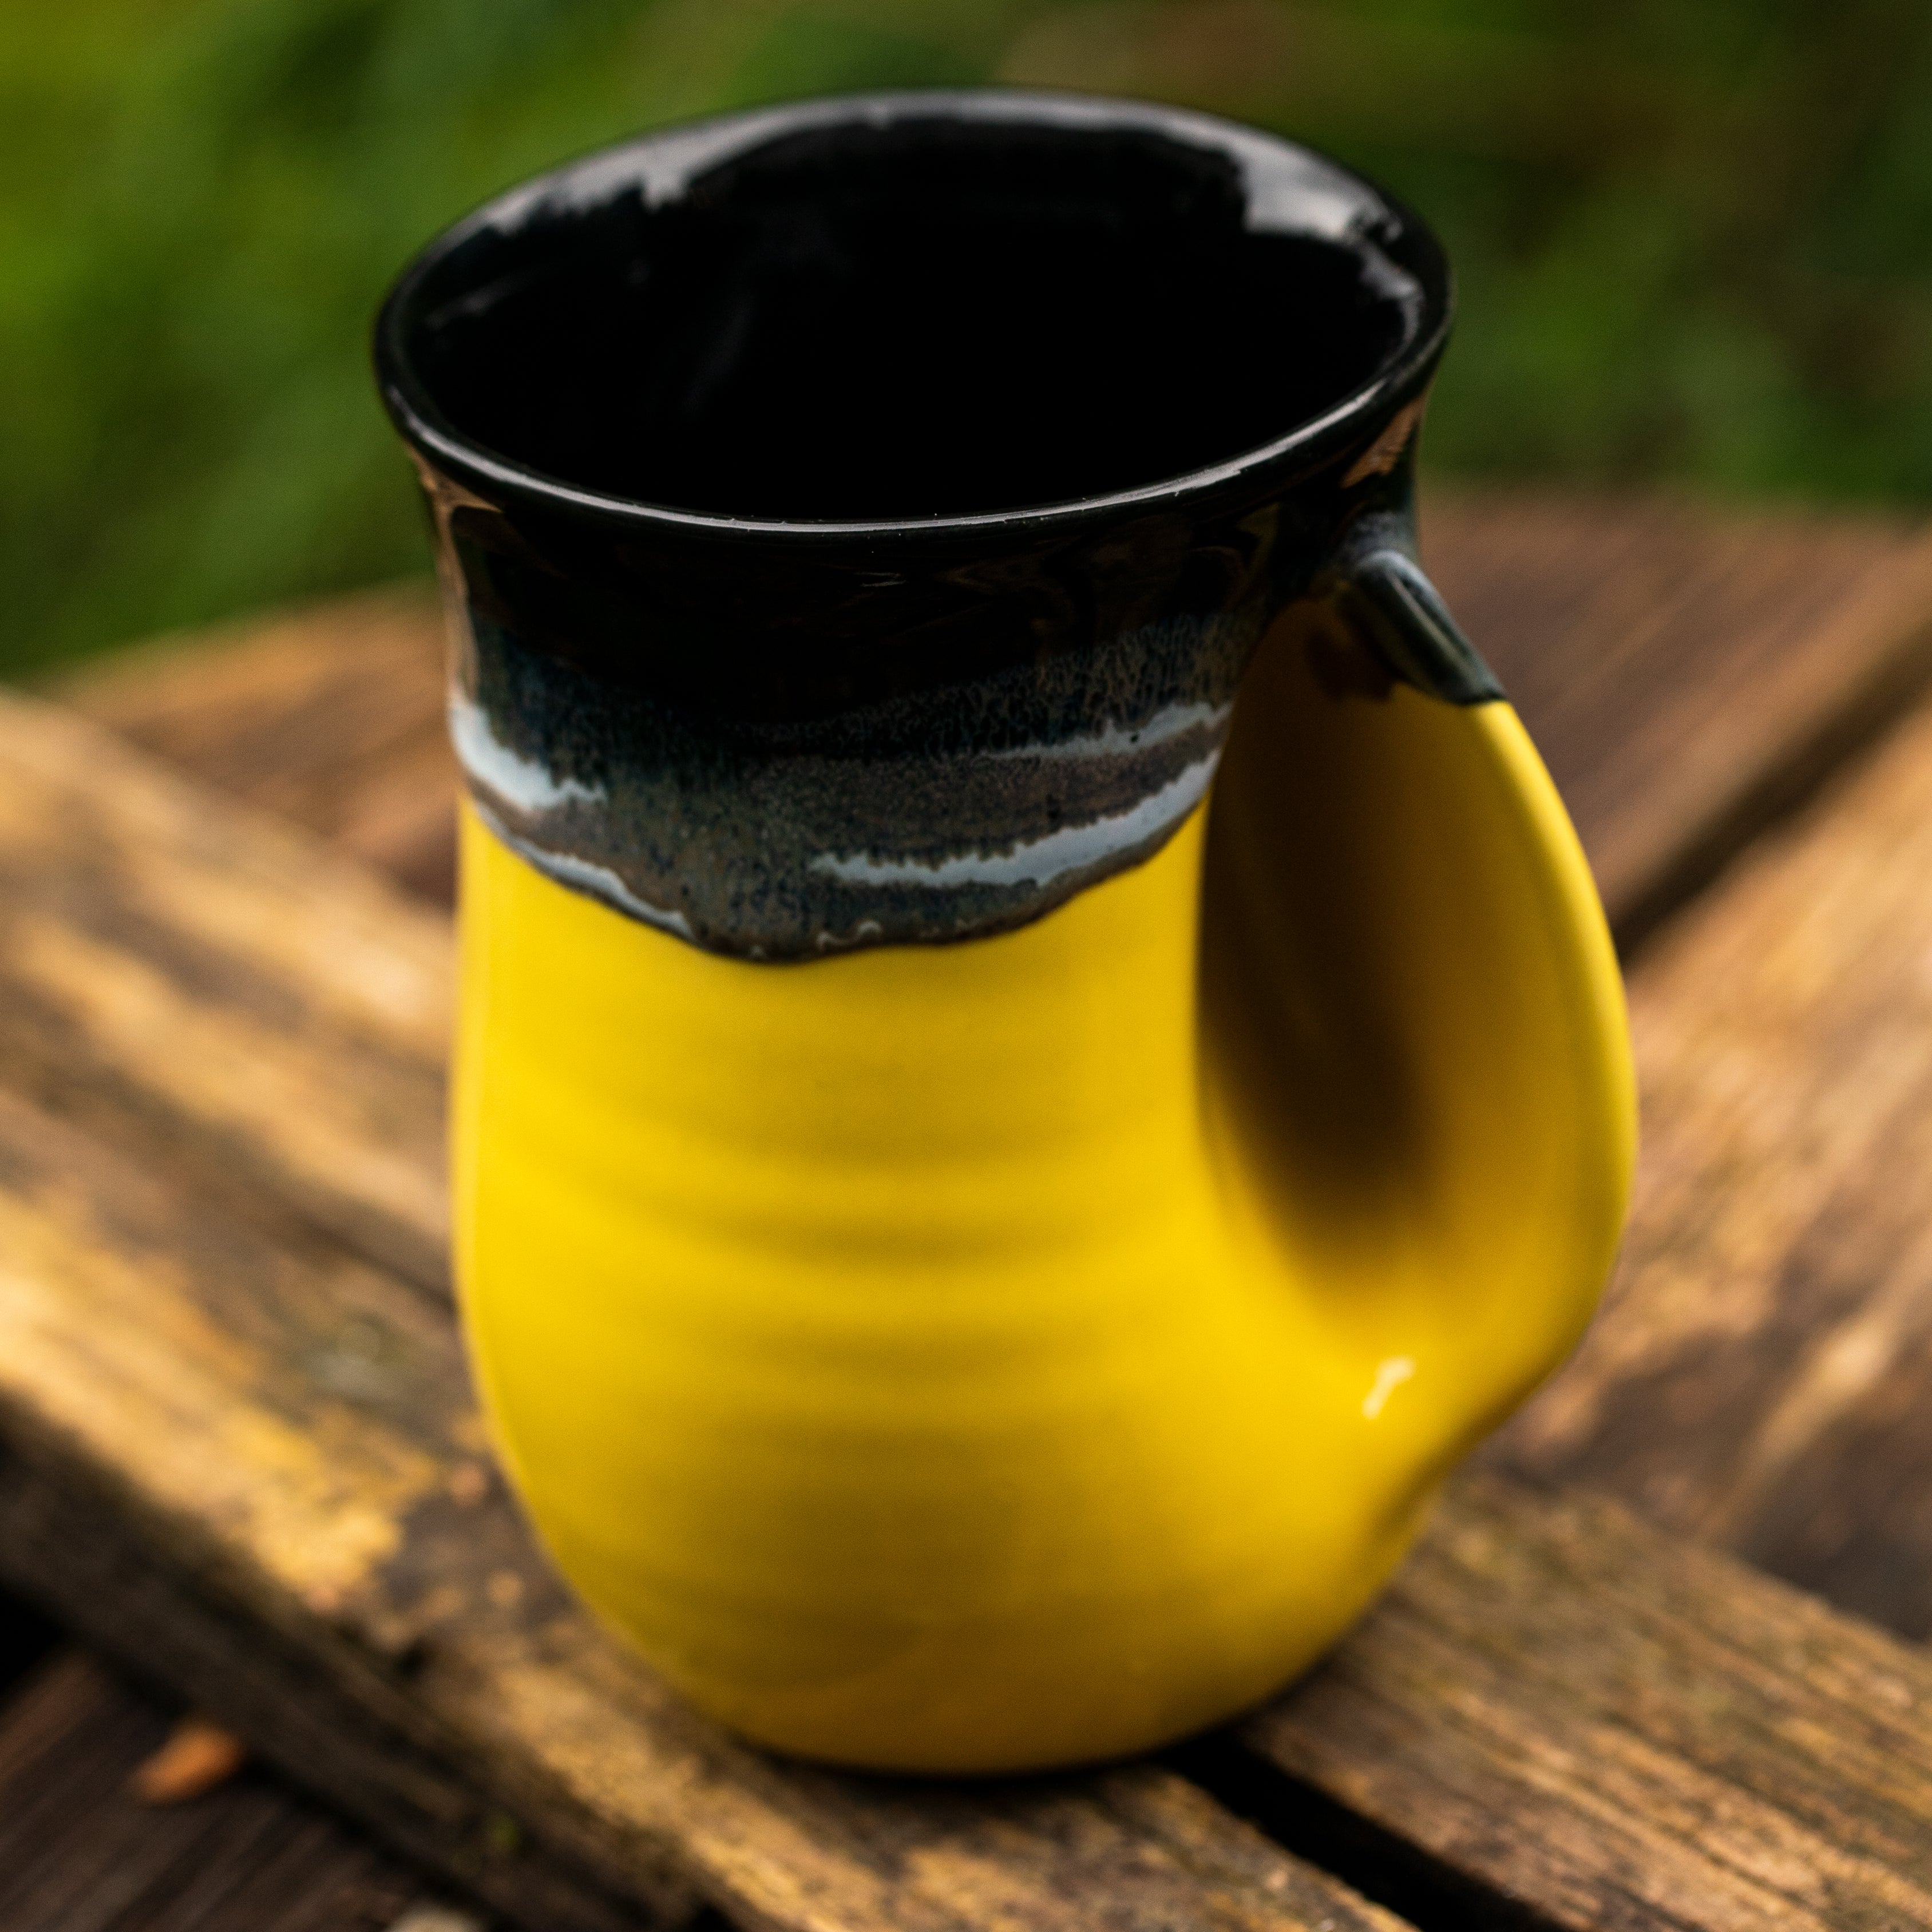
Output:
29,490,1932,1926
1495,664,1932,1640
1238,1476,1932,1932
0,1650,435,1932
54,585,456,905
0,688,450,1295
0,695,1406,1930
1422,490,1932,948
45,498,1932,1663
5,687,1932,1925
54,496,1932,956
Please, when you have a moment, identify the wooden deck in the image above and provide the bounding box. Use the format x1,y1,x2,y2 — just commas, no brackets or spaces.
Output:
7,486,1932,1929
0,1653,427,1932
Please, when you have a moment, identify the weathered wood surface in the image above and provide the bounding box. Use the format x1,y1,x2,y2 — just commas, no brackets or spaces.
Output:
56,493,1932,955
0,1650,433,1932
5,692,1932,1926
0,686,450,1295
1495,667,1932,1638
54,495,1932,1650
0,694,1403,1930
18,488,1932,1929
1244,1478,1932,1931
59,585,456,905
1424,491,1932,948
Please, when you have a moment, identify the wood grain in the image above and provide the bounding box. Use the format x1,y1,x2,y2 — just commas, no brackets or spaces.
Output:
5,686,1932,1925
0,1133,1403,1932
27,489,1932,1929
1423,490,1932,948
1495,670,1932,1639
59,585,456,904
1241,1476,1932,1932
0,691,450,1294
0,1650,431,1932
0,691,1403,1932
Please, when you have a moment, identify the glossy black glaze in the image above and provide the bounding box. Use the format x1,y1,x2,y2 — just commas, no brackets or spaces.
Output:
375,90,1495,960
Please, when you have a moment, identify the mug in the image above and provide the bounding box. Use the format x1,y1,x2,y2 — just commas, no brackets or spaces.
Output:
375,89,1634,1775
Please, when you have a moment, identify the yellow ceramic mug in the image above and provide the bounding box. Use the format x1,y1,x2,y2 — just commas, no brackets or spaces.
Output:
377,92,1635,1773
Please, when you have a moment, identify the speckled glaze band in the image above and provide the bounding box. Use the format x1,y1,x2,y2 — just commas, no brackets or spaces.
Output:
375,91,1498,960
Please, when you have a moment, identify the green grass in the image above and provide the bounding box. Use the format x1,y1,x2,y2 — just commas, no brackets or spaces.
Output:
6,0,1931,671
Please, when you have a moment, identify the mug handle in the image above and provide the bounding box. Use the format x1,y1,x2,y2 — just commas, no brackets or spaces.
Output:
1328,510,1503,705
1199,521,1636,1494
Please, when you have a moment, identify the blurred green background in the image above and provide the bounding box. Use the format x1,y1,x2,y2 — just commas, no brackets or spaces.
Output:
6,0,1931,674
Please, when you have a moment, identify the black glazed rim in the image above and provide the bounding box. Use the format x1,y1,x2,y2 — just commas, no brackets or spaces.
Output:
373,88,1454,546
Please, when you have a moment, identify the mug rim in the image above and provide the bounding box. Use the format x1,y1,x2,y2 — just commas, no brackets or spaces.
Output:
373,87,1454,544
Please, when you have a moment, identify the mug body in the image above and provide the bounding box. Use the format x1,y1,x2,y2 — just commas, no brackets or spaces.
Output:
378,91,1634,1772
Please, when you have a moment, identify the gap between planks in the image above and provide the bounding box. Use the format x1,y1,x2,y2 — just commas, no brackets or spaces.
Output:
2,688,1932,1929
0,1648,434,1932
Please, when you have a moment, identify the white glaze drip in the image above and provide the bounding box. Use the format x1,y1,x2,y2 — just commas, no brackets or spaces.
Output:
808,753,1218,893
450,696,605,812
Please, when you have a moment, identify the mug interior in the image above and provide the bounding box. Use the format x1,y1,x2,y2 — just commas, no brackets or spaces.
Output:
393,101,1432,523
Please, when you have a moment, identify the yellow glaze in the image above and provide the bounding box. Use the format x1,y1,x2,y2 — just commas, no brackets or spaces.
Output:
453,625,1635,1773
